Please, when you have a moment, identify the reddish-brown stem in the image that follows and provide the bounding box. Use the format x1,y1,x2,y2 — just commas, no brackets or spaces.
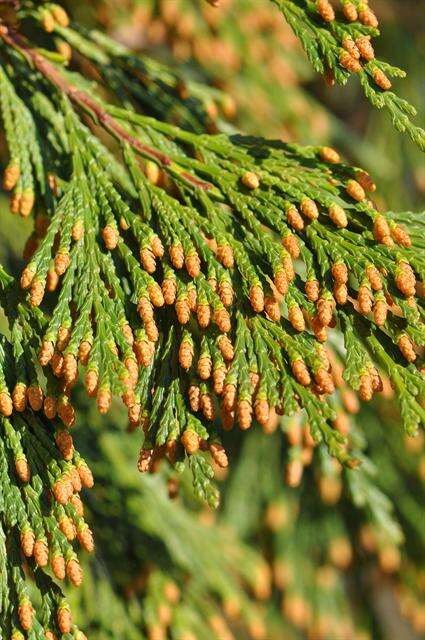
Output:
0,26,212,190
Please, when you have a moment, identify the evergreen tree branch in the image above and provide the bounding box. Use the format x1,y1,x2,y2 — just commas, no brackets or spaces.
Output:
269,0,425,150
